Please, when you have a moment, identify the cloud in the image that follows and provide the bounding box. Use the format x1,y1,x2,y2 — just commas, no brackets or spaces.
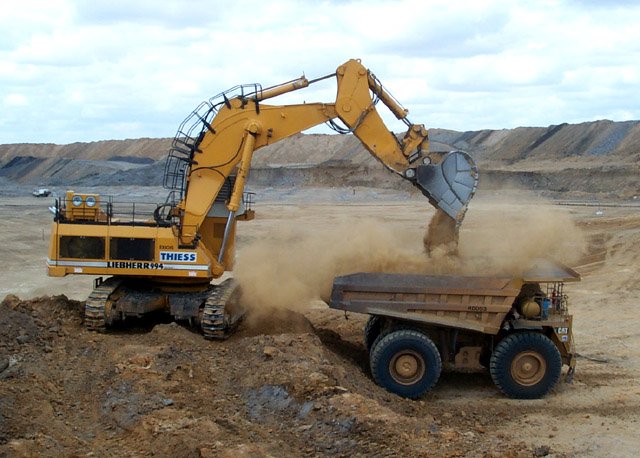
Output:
73,0,232,28
0,0,639,143
3,94,28,107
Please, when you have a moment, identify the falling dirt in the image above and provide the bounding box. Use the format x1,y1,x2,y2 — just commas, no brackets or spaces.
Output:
423,208,459,257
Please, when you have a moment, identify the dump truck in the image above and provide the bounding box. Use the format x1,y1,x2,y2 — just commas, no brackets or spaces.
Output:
329,259,579,399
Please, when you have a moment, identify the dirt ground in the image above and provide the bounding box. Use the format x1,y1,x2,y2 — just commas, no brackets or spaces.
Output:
1,187,639,457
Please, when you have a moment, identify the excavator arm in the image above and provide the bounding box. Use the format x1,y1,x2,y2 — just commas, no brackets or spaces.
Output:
165,59,478,270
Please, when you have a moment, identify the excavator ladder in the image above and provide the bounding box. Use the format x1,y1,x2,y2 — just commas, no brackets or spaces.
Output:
163,84,263,204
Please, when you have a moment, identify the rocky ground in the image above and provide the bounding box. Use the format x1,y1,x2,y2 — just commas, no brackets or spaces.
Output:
0,189,639,457
1,295,539,458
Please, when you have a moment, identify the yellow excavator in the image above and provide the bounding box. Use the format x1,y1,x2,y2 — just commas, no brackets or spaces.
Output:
46,59,478,338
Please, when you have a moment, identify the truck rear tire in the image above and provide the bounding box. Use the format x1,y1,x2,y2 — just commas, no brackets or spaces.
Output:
364,315,383,351
370,329,442,399
490,332,562,399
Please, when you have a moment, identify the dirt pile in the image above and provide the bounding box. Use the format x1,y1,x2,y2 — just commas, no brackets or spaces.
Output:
432,120,640,164
1,294,542,457
0,156,155,186
3,119,638,167
0,139,170,163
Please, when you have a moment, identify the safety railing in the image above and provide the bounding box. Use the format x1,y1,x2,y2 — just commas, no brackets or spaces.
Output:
52,191,256,228
163,83,262,201
52,196,170,227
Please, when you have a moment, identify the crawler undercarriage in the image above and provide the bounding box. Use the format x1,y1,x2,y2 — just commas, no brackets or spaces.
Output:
85,277,243,339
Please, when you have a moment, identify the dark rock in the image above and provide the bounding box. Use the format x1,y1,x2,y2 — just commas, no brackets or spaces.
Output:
1,294,21,308
534,445,551,457
16,335,30,345
246,385,293,422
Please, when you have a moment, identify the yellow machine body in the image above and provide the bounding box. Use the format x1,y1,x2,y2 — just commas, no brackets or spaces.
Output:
47,192,248,280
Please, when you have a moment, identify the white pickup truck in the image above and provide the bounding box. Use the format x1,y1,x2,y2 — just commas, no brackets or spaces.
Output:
32,187,51,197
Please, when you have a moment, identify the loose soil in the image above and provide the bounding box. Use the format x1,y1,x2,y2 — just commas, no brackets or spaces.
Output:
1,188,639,457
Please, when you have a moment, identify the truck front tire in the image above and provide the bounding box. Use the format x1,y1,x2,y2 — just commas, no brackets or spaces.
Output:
490,332,562,399
364,315,383,351
370,329,442,399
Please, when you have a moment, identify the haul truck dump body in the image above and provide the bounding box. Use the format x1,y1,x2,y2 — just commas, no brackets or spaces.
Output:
329,260,580,399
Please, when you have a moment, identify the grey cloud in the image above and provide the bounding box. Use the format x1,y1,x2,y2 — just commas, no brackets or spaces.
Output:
371,10,513,59
1,0,639,144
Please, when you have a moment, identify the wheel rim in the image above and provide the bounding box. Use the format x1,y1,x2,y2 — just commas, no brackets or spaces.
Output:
389,350,426,385
510,351,546,386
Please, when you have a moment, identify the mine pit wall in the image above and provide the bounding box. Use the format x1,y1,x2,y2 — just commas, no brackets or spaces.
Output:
3,159,637,198
246,165,406,190
480,168,640,197
247,165,640,198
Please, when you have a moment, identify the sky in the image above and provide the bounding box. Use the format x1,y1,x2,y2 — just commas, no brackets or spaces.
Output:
1,0,639,144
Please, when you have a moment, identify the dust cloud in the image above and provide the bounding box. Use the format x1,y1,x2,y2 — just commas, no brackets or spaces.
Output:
456,194,586,275
234,219,429,320
235,194,585,319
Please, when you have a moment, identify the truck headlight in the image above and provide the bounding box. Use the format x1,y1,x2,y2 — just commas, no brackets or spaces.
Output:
72,195,83,207
85,196,96,207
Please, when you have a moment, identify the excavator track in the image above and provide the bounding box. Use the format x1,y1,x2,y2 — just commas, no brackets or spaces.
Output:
201,278,243,340
84,278,122,331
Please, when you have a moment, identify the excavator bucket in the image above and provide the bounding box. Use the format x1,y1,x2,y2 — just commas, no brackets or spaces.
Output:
414,151,478,225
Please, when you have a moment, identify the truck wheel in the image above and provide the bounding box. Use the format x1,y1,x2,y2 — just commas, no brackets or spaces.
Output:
490,332,562,399
364,315,383,351
370,329,442,399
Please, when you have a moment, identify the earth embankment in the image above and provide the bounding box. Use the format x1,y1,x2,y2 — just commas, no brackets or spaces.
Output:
2,120,638,198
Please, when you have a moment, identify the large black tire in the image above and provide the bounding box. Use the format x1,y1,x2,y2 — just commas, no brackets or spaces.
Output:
370,329,442,399
490,332,562,399
364,315,383,351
